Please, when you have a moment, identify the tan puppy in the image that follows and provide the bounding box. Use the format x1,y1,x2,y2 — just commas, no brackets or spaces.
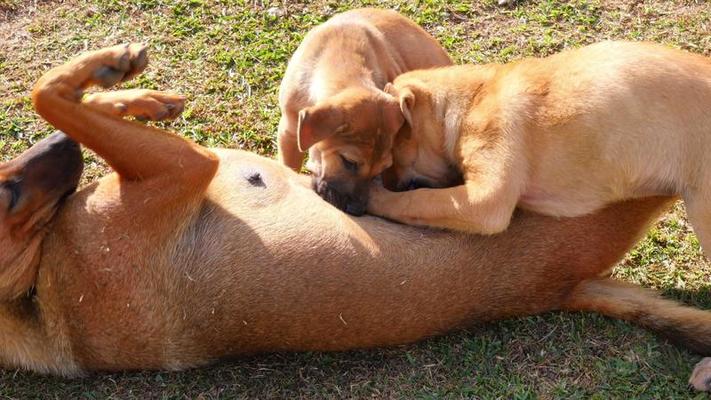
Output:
277,8,451,215
5,44,711,391
369,41,711,244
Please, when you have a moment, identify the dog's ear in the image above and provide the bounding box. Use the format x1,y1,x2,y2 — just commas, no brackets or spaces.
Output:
297,104,348,152
381,88,406,136
396,87,415,127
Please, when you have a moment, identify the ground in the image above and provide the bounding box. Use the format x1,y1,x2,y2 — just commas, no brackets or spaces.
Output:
1,0,711,398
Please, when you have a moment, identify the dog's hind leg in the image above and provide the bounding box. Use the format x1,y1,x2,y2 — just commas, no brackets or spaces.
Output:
683,192,711,258
563,278,711,391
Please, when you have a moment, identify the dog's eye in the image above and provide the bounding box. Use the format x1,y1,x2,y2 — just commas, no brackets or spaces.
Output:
340,155,359,174
3,180,20,210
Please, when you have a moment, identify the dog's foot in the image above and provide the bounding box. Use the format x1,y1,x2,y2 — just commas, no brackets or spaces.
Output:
87,43,148,89
367,179,395,216
34,43,149,103
689,357,711,391
83,89,185,121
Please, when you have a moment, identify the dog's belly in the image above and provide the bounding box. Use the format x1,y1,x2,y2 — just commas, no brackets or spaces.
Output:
518,186,610,218
519,176,675,218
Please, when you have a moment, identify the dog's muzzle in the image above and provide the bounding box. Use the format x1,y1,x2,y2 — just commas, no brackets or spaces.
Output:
313,177,368,216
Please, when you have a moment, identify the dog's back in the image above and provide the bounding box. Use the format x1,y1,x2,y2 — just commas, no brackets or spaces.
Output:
511,41,711,216
279,8,450,108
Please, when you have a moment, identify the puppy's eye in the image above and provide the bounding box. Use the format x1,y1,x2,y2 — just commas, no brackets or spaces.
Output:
340,155,359,174
3,181,20,210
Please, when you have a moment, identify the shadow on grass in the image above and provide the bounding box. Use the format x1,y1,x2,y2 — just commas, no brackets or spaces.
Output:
1,309,703,399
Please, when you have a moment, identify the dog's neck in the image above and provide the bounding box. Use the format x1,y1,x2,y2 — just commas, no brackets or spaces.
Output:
432,90,466,163
435,64,498,163
0,236,43,301
0,296,78,375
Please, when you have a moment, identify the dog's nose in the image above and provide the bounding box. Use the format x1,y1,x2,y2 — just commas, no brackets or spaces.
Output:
44,131,80,153
345,201,366,216
313,177,367,216
19,131,84,195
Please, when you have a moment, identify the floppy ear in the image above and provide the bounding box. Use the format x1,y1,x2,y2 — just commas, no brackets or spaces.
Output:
381,91,405,136
296,103,348,152
397,87,415,127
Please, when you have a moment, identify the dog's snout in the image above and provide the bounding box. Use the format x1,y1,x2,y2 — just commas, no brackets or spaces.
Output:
345,201,366,216
46,131,80,152
313,177,368,216
19,131,84,195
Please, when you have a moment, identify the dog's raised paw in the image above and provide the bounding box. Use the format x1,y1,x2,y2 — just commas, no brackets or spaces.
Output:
90,43,149,88
124,90,185,121
83,89,185,121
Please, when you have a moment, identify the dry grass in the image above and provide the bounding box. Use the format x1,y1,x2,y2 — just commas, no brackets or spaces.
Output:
1,0,711,398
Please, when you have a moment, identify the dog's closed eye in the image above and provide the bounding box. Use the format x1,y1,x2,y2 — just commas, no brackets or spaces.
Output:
339,154,359,174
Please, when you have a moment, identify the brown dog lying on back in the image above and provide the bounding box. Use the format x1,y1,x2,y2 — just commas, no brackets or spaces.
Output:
277,8,451,215
8,42,711,392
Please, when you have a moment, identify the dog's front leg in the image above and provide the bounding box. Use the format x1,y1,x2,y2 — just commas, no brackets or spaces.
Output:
277,113,304,171
368,175,521,234
32,44,217,184
82,89,185,121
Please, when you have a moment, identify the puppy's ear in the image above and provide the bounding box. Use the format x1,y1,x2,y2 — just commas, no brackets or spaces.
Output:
397,87,415,127
297,103,348,152
381,90,405,136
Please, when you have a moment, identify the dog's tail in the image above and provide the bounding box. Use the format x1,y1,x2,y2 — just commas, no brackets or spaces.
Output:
564,278,711,355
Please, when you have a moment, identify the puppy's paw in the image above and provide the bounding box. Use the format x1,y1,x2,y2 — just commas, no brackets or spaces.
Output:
367,179,393,215
689,357,711,391
89,43,149,89
84,89,185,121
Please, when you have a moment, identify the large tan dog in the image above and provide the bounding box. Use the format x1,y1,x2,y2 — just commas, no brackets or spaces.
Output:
4,44,711,391
366,41,711,246
277,8,451,215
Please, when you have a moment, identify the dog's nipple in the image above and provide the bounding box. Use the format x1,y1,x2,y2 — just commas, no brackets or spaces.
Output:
246,172,266,188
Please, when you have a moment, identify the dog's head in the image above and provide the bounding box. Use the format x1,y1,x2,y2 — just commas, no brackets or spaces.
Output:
382,74,462,192
0,132,83,300
299,87,404,216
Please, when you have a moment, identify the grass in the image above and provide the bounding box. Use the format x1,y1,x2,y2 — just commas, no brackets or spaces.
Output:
1,0,711,398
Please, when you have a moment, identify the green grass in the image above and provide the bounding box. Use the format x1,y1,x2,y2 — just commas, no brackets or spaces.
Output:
1,0,711,398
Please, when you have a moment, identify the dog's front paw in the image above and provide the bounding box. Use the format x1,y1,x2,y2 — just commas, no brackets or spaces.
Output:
689,357,711,391
90,43,149,88
84,89,185,121
367,180,394,216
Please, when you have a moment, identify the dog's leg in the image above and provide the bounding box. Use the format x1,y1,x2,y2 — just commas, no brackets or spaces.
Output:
32,44,217,183
277,113,304,171
563,278,711,391
368,172,521,234
369,132,527,233
684,193,711,256
82,89,185,121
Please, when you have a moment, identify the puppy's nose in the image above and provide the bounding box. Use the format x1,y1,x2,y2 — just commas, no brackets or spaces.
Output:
313,178,366,216
345,201,365,216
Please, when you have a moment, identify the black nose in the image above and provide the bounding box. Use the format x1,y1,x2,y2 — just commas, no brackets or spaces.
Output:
313,177,367,216
344,201,365,216
43,131,80,152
